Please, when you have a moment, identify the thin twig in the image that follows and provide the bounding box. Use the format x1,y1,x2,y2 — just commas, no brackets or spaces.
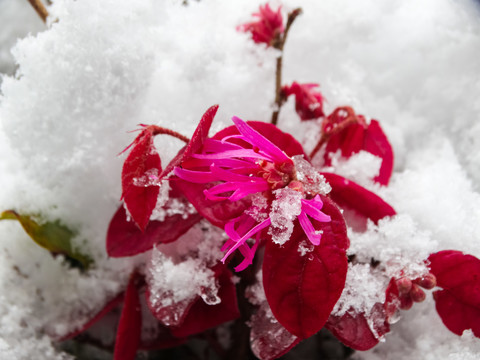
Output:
271,8,302,126
151,126,190,144
27,0,49,23
309,108,359,159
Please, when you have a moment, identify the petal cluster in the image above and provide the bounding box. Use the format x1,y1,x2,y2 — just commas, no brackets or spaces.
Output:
175,117,331,270
238,4,284,47
283,82,325,120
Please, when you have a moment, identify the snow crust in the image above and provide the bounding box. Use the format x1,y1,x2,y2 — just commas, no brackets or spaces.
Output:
1,0,480,358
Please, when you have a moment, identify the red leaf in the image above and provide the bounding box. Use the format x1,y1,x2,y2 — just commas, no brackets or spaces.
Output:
324,118,394,185
106,202,202,258
262,195,348,338
114,273,142,360
326,288,393,351
172,180,249,228
121,128,162,231
160,105,219,179
55,292,124,341
364,120,394,185
326,311,381,351
145,285,197,328
428,250,480,337
171,265,240,338
322,172,396,226
249,301,300,360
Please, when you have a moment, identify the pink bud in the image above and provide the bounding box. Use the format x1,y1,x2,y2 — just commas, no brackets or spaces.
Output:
396,277,412,296
410,283,426,303
399,294,413,310
415,273,437,290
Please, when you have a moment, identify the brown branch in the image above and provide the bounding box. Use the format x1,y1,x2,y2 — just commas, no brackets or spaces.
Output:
271,8,302,126
27,0,49,23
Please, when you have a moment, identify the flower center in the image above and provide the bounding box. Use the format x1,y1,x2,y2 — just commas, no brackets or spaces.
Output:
256,160,296,191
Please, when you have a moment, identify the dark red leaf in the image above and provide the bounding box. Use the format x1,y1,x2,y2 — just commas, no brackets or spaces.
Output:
364,120,394,185
55,292,124,341
262,195,348,338
249,301,300,360
114,273,142,360
327,288,392,351
322,172,396,226
428,250,480,337
106,202,202,258
160,105,219,178
171,265,240,338
145,284,197,328
326,311,380,351
121,128,162,231
324,118,394,185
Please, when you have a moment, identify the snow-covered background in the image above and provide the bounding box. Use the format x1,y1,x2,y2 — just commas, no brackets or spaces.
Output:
1,0,480,358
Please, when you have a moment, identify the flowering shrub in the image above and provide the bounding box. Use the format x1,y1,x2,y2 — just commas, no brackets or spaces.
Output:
2,2,480,360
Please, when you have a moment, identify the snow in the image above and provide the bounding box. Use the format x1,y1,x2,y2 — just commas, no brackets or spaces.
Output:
0,0,480,358
268,187,302,245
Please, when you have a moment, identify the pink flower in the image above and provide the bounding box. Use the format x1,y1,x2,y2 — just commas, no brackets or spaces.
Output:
238,4,284,47
282,82,325,120
174,117,331,271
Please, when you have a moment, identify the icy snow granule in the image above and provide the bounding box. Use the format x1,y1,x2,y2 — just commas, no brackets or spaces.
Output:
268,188,303,245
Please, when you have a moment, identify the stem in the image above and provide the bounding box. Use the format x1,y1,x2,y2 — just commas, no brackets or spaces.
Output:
27,0,49,23
271,8,302,126
309,107,359,160
151,126,190,144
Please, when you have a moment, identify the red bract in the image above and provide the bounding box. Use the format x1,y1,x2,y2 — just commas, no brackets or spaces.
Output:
326,307,386,351
282,82,325,121
238,3,284,47
170,265,240,338
121,126,161,231
114,273,142,360
429,250,480,337
262,195,348,338
145,264,239,337
322,107,394,185
322,172,396,227
106,198,202,257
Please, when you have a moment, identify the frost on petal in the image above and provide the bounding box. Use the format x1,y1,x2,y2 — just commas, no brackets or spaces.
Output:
145,248,219,326
171,265,240,338
293,155,331,196
246,271,300,360
326,263,392,350
106,201,202,258
268,188,302,245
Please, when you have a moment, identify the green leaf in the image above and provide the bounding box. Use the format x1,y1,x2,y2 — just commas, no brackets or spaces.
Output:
1,210,93,270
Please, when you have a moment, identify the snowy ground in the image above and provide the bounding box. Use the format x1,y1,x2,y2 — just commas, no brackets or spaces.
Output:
1,0,480,359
